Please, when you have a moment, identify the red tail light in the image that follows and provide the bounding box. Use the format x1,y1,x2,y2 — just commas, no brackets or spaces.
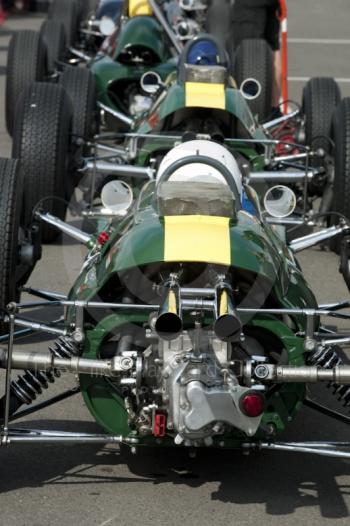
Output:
240,392,265,417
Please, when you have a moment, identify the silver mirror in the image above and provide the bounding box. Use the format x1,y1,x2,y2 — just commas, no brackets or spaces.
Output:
101,180,133,214
264,185,297,218
140,71,162,94
240,78,262,101
99,17,116,36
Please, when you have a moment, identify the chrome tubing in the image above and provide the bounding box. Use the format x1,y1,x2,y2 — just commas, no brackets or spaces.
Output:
214,285,242,342
273,152,308,163
254,364,350,384
147,0,183,54
35,211,91,244
154,282,183,341
254,442,350,459
4,317,67,336
0,349,133,377
3,432,123,445
68,47,91,62
97,102,134,127
262,109,300,130
82,160,154,179
289,224,348,252
249,171,313,183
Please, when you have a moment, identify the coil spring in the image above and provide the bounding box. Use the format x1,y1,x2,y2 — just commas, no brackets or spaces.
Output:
307,345,350,408
10,337,79,405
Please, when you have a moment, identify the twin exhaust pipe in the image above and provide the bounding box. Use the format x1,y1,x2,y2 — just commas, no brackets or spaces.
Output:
154,280,242,342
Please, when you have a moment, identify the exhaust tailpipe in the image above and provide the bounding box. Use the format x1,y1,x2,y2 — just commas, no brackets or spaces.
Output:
155,282,183,341
214,286,242,342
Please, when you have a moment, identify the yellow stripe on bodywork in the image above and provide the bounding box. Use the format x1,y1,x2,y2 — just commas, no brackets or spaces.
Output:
185,82,226,110
128,0,152,16
164,215,231,265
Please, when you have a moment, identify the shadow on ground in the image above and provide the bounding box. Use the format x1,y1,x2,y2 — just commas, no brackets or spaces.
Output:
0,416,349,518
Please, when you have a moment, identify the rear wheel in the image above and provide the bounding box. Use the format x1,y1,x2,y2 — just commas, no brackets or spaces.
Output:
205,0,232,50
40,19,66,73
234,38,273,122
330,98,350,252
59,66,96,143
303,77,341,153
48,0,79,46
0,159,24,331
12,83,73,243
6,30,47,136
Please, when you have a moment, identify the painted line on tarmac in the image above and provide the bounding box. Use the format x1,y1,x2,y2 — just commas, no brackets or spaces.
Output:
289,76,350,84
289,38,350,44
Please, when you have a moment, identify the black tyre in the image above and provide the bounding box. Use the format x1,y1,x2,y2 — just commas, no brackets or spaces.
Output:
205,0,232,50
40,19,66,73
79,0,98,20
0,159,23,331
59,66,96,142
234,38,273,122
5,30,47,136
330,98,350,253
303,77,341,153
12,83,73,243
48,0,79,46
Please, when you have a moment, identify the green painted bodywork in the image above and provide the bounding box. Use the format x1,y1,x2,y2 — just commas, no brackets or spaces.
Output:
80,16,316,446
90,16,175,114
114,17,168,63
90,15,268,160
69,188,317,446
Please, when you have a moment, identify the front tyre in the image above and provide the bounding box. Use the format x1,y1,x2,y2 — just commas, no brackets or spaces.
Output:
303,77,341,154
12,83,73,243
6,30,47,136
233,38,273,122
0,159,24,332
330,98,350,252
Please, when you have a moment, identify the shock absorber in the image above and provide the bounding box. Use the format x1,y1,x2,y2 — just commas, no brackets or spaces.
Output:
0,337,79,419
307,345,350,408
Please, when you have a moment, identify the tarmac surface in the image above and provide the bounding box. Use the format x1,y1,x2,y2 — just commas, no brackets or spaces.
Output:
1,2,350,525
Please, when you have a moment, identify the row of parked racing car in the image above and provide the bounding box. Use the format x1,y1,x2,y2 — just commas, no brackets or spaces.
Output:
1,0,350,460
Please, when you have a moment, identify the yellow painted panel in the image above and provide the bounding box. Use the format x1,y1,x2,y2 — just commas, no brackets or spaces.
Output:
185,82,226,110
164,215,231,265
128,0,152,17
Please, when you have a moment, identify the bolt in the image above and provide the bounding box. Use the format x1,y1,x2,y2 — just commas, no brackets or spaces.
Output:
121,357,133,370
6,302,17,315
72,329,85,344
304,338,316,351
254,365,269,380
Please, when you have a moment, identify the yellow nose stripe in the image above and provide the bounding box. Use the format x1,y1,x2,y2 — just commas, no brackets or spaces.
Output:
128,0,152,17
185,82,226,110
164,215,231,265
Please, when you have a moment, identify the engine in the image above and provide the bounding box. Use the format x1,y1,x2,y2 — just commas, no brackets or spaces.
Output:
103,276,266,447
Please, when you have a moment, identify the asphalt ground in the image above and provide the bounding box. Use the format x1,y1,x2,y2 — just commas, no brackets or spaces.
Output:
1,3,350,525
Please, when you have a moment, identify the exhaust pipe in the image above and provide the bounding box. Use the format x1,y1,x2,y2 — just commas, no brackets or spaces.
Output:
214,285,242,342
155,282,183,341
